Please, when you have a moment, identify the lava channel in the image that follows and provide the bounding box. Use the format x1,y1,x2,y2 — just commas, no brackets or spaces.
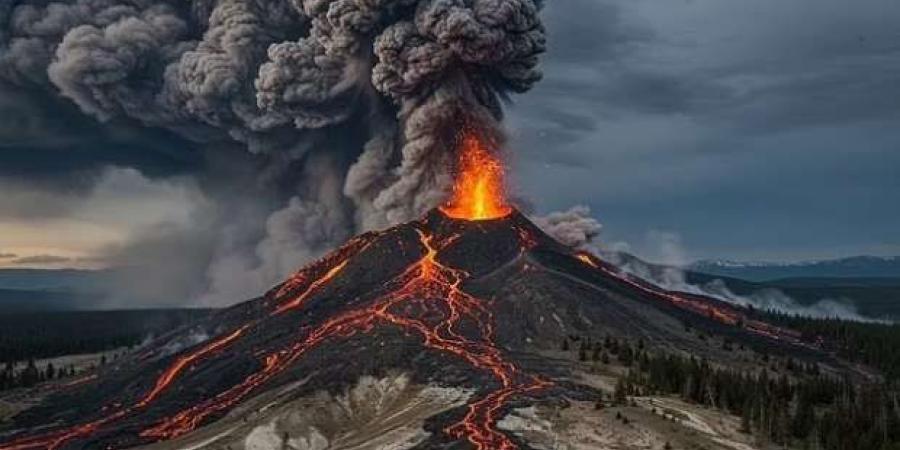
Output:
0,226,548,450
0,233,376,450
138,227,549,450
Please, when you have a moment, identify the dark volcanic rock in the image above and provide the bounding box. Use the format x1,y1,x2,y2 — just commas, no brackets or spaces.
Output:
0,208,848,450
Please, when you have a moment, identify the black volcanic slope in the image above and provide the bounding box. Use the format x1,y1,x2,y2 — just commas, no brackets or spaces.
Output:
0,209,851,450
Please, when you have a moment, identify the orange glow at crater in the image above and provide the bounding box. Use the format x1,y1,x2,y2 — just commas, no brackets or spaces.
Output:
440,131,512,221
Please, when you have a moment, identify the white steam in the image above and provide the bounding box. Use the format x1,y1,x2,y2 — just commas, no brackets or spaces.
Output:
601,232,886,323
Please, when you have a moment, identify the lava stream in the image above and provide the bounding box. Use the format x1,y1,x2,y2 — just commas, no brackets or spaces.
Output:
574,251,806,345
139,227,548,450
0,223,550,450
0,234,373,450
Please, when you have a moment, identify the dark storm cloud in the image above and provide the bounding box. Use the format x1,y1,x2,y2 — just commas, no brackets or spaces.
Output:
520,0,900,133
509,0,900,261
0,83,204,185
538,0,649,64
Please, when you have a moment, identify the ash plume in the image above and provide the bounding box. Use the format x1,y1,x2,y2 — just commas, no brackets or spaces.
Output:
0,0,545,305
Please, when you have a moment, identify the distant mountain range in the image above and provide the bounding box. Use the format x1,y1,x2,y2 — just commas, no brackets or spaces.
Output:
0,268,110,312
0,268,109,291
689,256,900,282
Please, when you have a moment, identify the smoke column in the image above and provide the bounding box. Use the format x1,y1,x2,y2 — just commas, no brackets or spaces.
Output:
0,0,545,304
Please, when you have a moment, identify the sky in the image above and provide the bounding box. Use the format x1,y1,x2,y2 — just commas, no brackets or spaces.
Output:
1,0,898,272
507,0,900,262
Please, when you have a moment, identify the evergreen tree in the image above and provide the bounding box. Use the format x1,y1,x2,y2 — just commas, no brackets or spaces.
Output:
21,359,39,387
614,377,628,406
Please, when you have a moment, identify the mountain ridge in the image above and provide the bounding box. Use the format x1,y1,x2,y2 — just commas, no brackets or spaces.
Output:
690,255,900,281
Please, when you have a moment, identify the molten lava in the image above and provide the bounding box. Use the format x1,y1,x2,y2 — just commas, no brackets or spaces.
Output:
137,227,549,449
440,131,512,221
573,251,808,346
0,220,547,450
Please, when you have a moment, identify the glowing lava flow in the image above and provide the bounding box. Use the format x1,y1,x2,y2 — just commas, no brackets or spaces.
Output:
1,221,547,450
440,131,512,221
573,251,806,345
0,234,373,450
139,226,549,449
138,326,248,408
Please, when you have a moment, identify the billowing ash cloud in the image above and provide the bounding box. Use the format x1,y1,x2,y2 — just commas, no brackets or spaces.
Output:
0,0,545,305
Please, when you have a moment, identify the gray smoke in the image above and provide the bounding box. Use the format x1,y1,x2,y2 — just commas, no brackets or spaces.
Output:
0,0,545,305
533,205,602,248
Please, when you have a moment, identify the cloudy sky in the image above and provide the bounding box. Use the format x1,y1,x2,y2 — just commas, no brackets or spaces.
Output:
508,0,900,263
1,0,898,272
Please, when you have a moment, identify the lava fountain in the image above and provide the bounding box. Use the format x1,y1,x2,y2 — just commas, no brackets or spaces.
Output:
440,130,512,221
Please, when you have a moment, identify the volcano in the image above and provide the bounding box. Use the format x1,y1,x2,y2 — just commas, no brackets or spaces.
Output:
0,136,849,450
0,207,847,450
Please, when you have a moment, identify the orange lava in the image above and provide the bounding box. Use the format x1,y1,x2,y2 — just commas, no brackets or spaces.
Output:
0,235,375,450
140,228,549,449
440,131,512,221
1,226,547,450
573,250,807,345
576,252,599,268
137,325,248,408
2,225,809,450
575,251,742,324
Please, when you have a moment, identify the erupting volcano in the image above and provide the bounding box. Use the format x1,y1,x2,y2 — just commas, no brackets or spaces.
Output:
0,133,843,450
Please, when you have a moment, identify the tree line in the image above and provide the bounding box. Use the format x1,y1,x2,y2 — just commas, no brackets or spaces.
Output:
0,309,209,392
562,334,900,450
0,309,209,362
763,311,900,381
1,359,82,390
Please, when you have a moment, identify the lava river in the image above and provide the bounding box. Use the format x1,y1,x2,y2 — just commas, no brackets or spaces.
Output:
0,223,550,450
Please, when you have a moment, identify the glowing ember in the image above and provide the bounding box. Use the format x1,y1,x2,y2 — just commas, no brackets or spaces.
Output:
440,131,512,221
575,252,599,268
